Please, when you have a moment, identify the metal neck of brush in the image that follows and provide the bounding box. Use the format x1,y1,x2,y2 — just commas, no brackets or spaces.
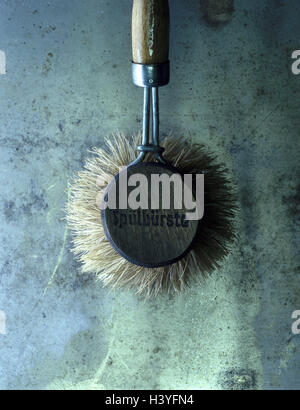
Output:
131,81,167,166
132,62,170,88
132,86,166,165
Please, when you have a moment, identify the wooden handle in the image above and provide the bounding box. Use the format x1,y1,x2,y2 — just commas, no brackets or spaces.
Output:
132,0,170,65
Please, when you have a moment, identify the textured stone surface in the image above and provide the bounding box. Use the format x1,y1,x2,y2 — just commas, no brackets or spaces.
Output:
0,0,299,389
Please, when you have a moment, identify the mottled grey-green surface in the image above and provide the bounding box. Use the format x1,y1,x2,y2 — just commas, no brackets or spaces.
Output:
0,0,299,390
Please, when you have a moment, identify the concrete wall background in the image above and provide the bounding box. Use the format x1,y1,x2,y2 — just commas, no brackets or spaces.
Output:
0,0,299,389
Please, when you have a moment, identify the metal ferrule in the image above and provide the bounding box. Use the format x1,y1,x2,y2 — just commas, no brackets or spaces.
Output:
132,61,170,88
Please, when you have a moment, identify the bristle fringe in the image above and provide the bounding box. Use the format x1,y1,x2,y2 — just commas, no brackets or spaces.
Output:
65,133,237,298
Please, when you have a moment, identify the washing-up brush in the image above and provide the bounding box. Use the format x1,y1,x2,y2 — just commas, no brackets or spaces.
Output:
66,0,236,297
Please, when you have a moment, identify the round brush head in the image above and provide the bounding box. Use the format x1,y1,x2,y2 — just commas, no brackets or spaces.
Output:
66,134,236,298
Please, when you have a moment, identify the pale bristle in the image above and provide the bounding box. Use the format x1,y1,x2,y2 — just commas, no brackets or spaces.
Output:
65,133,237,298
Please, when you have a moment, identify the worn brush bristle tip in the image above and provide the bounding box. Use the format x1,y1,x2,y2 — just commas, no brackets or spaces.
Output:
66,133,237,298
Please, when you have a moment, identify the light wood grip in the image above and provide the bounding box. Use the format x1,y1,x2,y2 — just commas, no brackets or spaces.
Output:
132,0,170,65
